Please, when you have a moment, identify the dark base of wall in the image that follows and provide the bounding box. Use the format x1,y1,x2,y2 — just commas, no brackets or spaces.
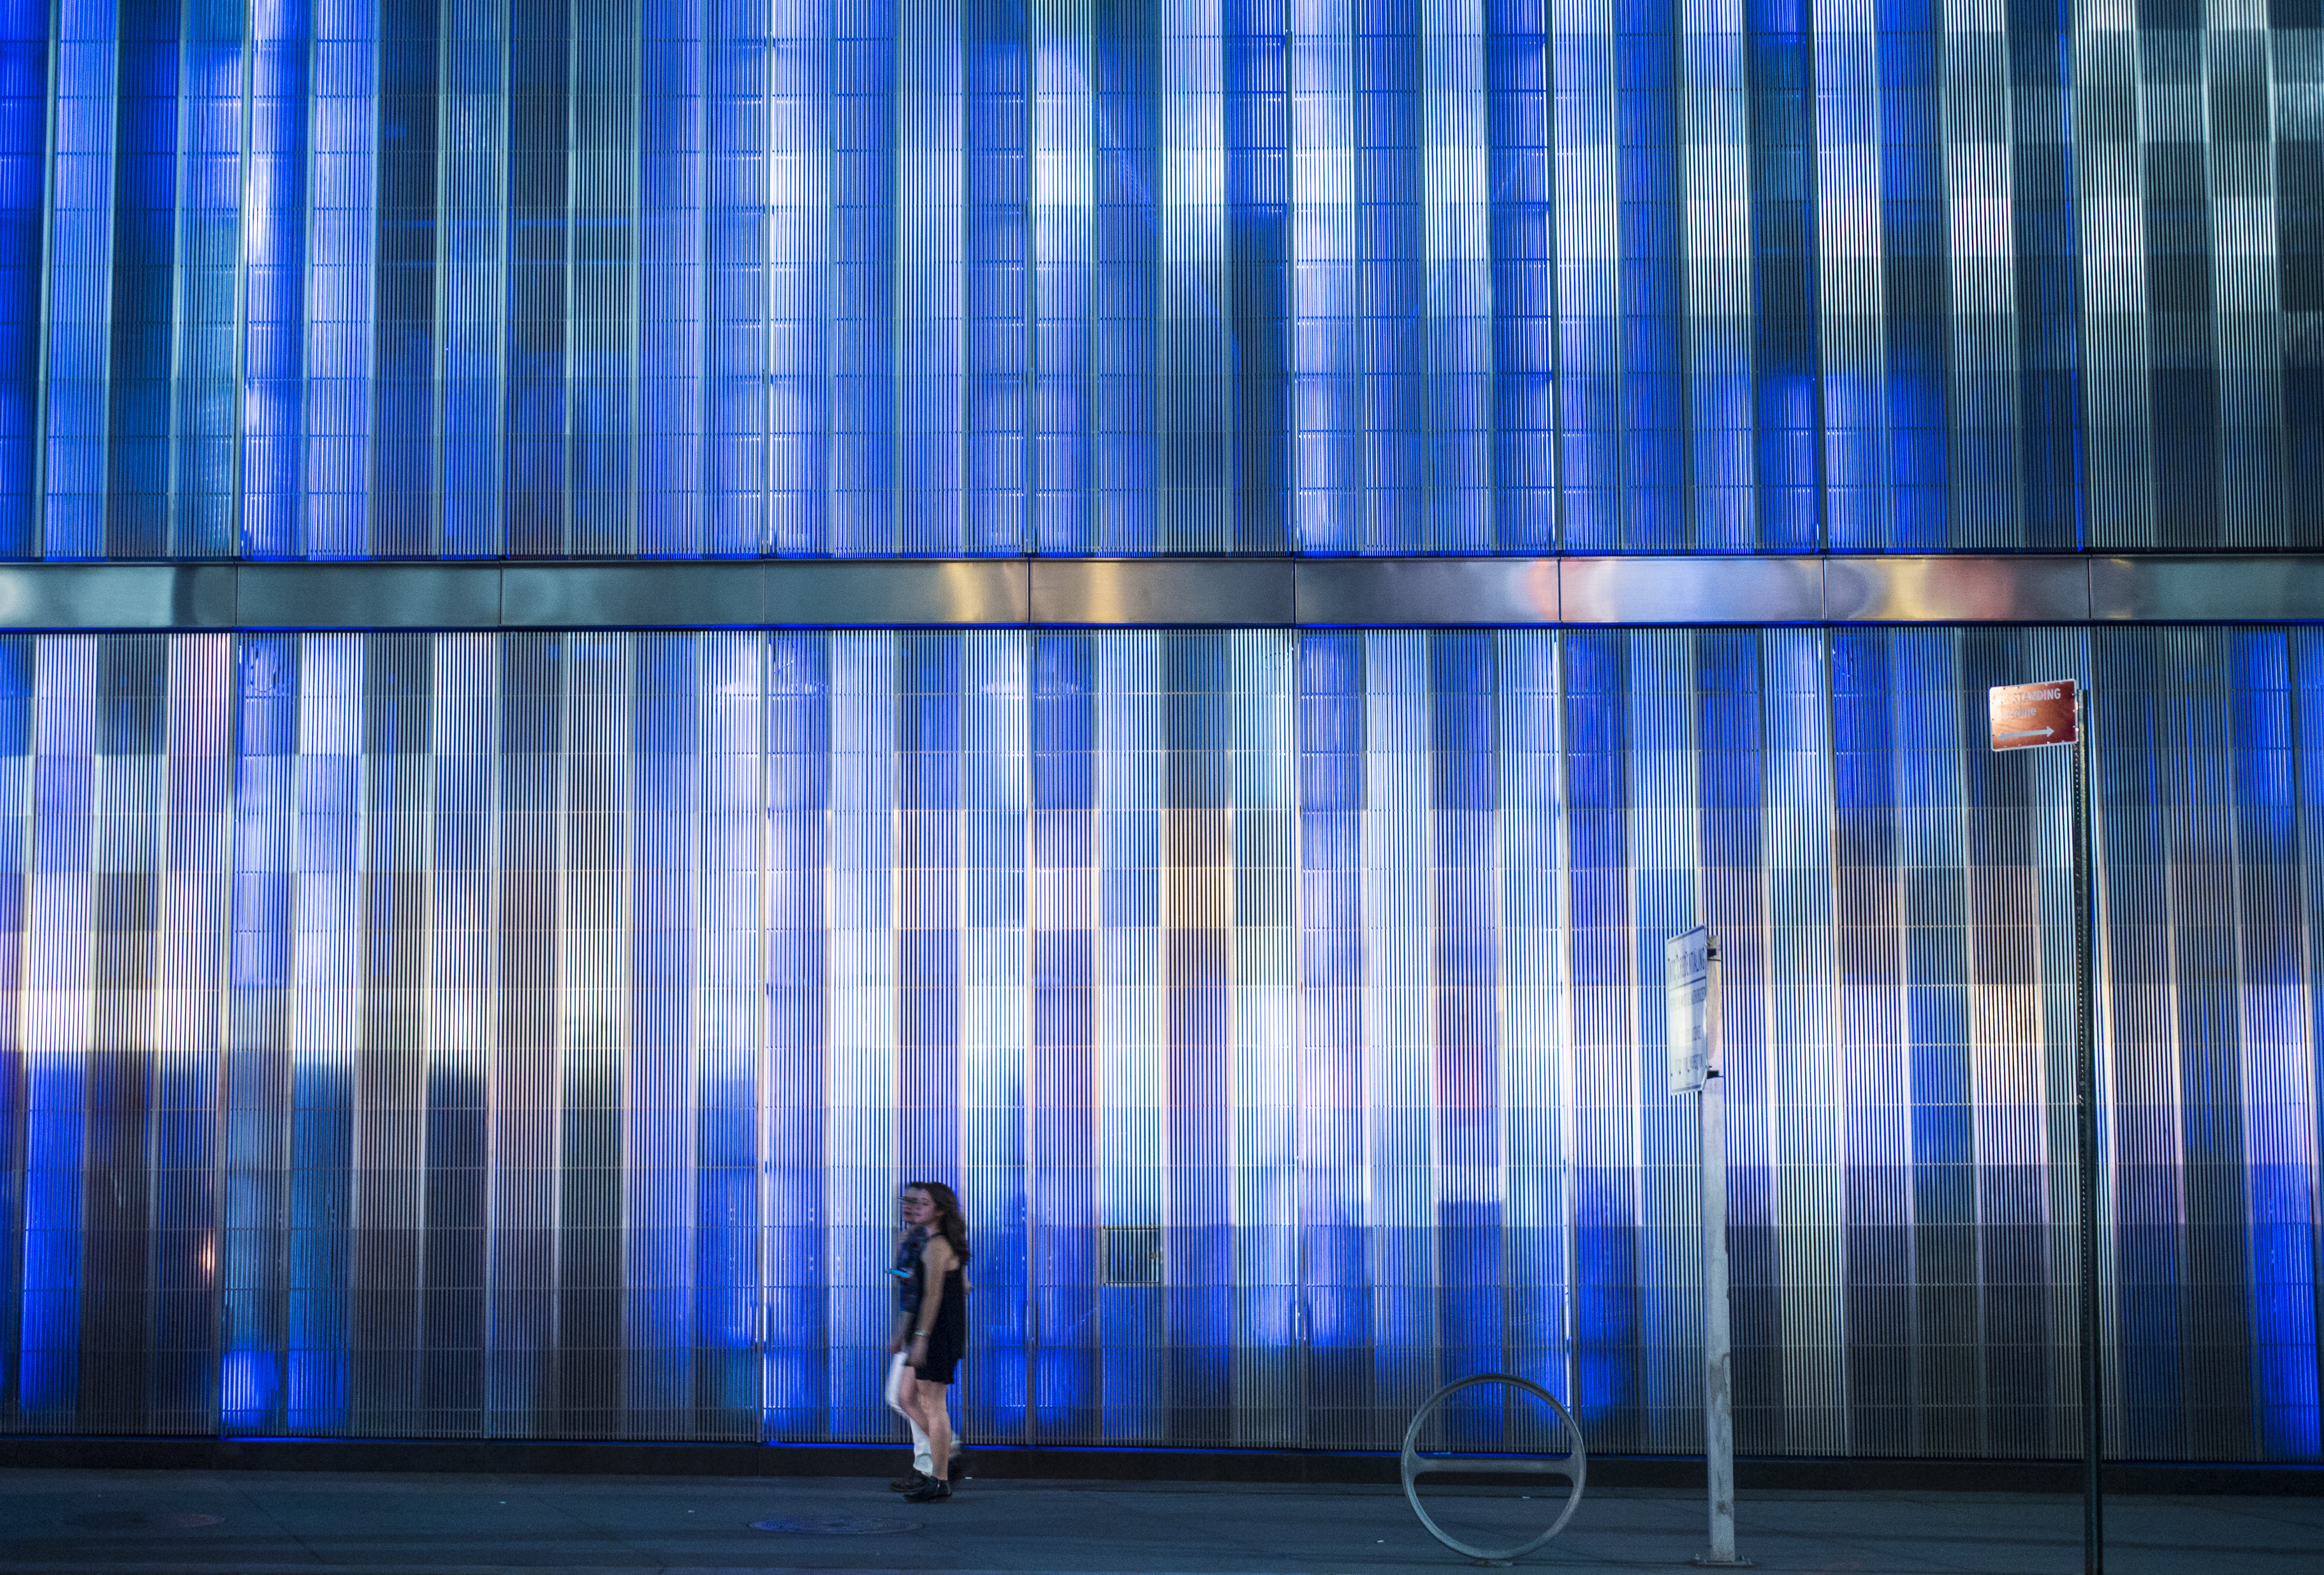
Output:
0,1436,2311,1496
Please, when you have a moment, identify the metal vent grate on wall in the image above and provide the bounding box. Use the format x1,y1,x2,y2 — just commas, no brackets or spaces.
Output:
1102,1228,1164,1287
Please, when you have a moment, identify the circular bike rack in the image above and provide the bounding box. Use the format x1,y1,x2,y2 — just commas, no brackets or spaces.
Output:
1400,1374,1587,1567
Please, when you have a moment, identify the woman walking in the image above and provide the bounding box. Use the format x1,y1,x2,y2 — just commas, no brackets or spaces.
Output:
891,1181,969,1503
884,1190,935,1490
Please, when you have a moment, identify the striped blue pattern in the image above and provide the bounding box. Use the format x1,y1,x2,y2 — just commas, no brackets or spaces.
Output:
0,626,2316,1461
5,5,2320,555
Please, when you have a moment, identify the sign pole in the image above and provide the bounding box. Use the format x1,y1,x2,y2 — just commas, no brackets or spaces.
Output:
1668,927,1746,1568
1988,678,2102,1575
1699,996,1741,1568
2069,689,2104,1575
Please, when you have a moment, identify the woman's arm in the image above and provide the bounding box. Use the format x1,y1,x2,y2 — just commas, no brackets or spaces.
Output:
910,1237,956,1351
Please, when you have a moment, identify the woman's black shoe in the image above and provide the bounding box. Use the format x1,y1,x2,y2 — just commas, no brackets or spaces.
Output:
901,1477,951,1504
888,1469,930,1493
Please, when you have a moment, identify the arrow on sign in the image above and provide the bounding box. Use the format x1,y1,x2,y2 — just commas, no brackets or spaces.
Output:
1988,679,2080,751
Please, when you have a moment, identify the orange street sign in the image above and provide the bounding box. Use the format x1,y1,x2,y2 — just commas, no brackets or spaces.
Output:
1989,680,2079,751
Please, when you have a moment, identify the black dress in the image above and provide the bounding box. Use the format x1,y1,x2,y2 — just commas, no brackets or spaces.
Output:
912,1259,968,1385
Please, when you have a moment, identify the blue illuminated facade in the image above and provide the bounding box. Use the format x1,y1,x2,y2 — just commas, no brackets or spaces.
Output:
1,0,2317,557
0,625,2311,1460
0,0,2318,1466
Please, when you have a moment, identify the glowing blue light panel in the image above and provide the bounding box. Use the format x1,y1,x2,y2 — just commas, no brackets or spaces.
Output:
8,5,2321,556
0,627,2316,1462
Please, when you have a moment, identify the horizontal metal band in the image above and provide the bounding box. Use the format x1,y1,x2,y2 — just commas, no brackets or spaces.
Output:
0,555,2315,630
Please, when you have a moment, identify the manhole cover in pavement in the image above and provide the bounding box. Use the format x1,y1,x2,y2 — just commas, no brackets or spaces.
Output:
66,1513,224,1531
749,1515,920,1536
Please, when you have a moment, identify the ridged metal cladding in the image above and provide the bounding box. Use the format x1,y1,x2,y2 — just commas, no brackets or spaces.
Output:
0,626,2316,1461
3,0,2318,558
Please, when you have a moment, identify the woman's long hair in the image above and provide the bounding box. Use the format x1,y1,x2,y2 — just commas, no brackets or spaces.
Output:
906,1179,971,1266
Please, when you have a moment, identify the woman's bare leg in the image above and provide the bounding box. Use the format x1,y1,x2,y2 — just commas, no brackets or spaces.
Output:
914,1378,953,1482
885,1352,933,1475
897,1375,940,1462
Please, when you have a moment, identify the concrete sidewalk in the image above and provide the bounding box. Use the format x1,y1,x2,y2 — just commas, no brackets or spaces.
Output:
0,1468,2313,1575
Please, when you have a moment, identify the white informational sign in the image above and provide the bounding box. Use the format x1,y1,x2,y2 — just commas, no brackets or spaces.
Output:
1666,927,1718,1096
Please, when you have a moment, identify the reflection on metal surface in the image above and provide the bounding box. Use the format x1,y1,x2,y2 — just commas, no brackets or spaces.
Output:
239,565,502,629
0,566,232,628
1559,557,1823,623
1297,558,1559,624
1030,559,1294,623
766,560,1029,625
2090,556,2324,623
19,0,2309,560
1825,557,2090,622
2,626,2315,1461
1,558,2323,630
504,564,766,627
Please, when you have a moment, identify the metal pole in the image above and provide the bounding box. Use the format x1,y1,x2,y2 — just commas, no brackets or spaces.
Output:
2070,692,2104,1575
1700,1068,1739,1566
1695,943,1744,1568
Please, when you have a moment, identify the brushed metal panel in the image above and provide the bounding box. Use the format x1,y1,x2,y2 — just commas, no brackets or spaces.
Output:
1824,557,2092,622
7,626,2323,1454
0,565,234,628
1294,558,1559,624
1559,556,1823,623
237,566,504,629
177,567,238,627
767,560,1027,625
1030,559,1294,624
2090,556,2324,622
504,563,768,626
15,558,2324,631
